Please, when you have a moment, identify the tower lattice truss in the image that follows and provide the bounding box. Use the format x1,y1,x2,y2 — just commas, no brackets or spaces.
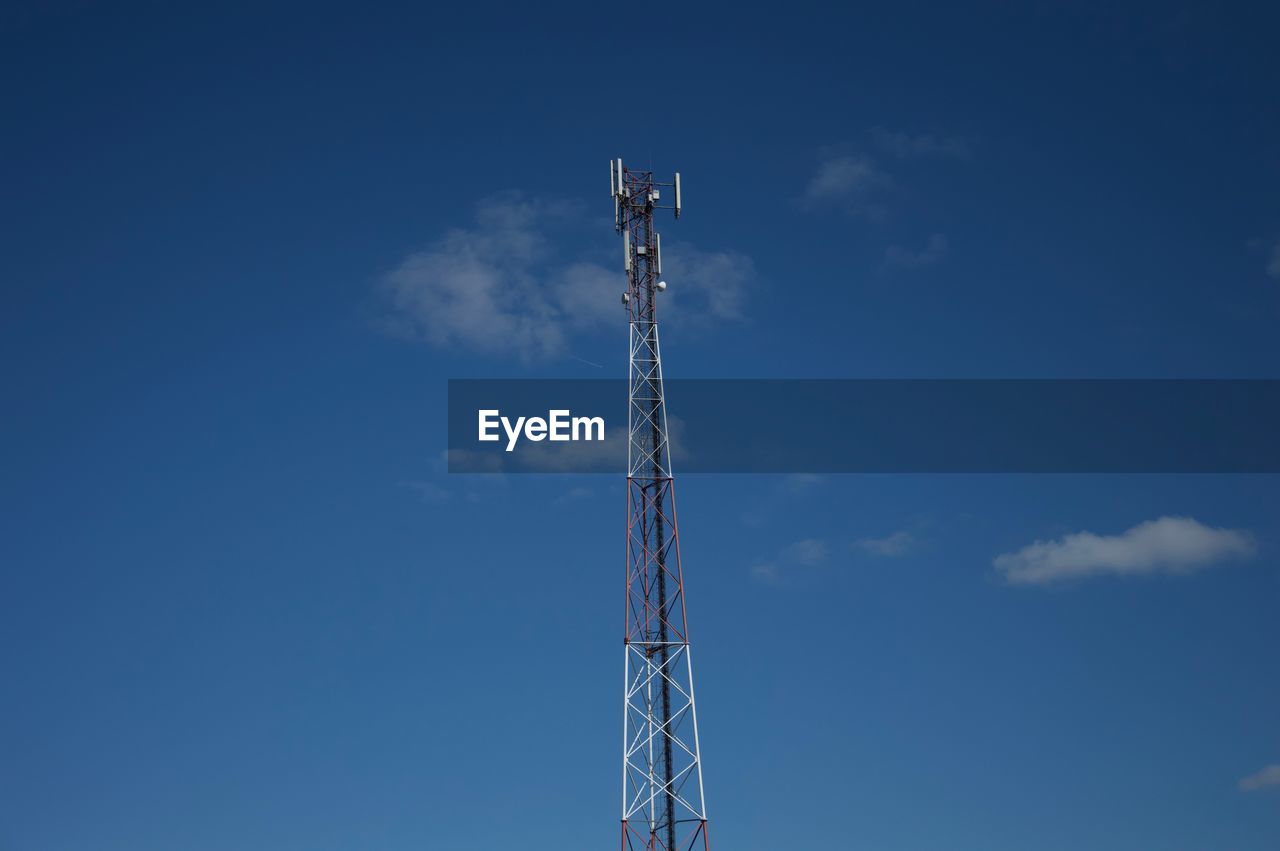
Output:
611,159,710,851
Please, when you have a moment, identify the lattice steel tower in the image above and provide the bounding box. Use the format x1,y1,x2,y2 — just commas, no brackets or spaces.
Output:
609,159,710,851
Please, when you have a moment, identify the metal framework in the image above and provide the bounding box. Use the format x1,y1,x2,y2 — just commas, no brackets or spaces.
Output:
610,159,710,851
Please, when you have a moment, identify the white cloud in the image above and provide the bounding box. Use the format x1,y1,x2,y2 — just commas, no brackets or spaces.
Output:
802,132,968,217
995,516,1256,586
880,234,949,271
380,195,568,362
380,194,752,361
781,538,827,564
661,242,754,322
802,154,890,215
552,260,622,329
1240,764,1280,792
782,473,824,493
871,127,972,159
750,562,779,582
805,155,881,199
553,486,594,505
854,531,915,557
751,538,827,583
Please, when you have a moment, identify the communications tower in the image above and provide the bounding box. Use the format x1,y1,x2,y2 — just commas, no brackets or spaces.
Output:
610,159,710,851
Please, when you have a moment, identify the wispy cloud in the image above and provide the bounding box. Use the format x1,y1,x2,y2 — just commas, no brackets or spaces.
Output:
781,539,828,564
380,194,753,361
379,195,569,362
854,531,915,557
782,473,824,493
553,486,594,505
404,451,510,504
801,154,890,216
632,241,756,326
751,538,828,583
1240,764,1280,792
802,129,969,220
880,234,949,272
552,260,624,330
871,126,973,159
741,475,825,526
995,516,1256,586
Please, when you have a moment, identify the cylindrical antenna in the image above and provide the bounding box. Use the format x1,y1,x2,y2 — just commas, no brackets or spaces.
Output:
656,232,662,275
674,172,681,218
624,231,631,271
610,159,616,197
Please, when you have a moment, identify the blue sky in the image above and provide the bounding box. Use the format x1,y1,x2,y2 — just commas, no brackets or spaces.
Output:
3,3,1280,849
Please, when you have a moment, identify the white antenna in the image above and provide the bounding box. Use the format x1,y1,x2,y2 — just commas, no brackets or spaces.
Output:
624,231,631,271
616,159,625,197
609,159,616,196
656,232,662,275
674,172,681,218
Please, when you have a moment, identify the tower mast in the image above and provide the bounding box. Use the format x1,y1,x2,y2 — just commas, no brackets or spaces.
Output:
611,159,709,851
